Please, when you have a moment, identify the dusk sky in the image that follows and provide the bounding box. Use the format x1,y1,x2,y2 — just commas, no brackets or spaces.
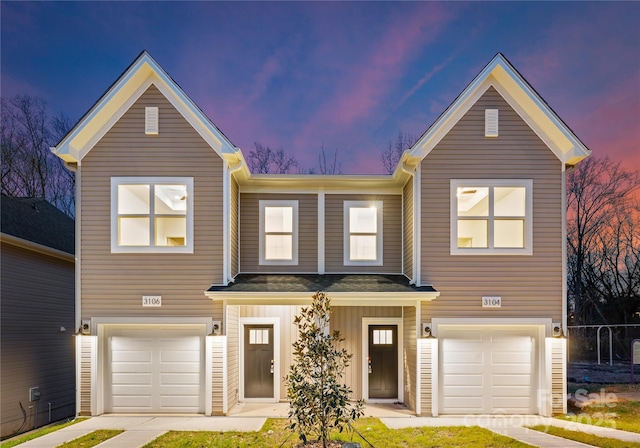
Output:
2,1,638,174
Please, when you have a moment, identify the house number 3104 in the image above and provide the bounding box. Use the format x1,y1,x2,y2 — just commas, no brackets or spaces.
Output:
142,296,162,307
482,296,501,308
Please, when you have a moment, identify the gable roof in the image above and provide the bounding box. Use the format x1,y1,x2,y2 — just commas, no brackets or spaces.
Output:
404,53,591,168
1,194,75,255
52,51,240,165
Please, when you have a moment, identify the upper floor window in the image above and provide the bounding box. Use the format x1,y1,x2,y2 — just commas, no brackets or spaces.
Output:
451,179,532,255
344,201,383,266
259,200,298,265
111,177,193,253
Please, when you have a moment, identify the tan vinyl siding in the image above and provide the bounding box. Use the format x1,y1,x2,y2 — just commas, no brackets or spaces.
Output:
231,176,240,278
79,336,93,416
239,194,317,273
402,179,414,279
325,194,402,273
402,306,417,411
330,306,402,399
240,305,303,400
0,244,76,434
80,85,224,318
421,87,563,321
211,337,225,415
418,339,433,416
226,305,239,411
551,339,567,415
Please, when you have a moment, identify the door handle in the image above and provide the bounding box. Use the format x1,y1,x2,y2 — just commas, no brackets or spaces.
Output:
368,358,372,374
270,359,274,374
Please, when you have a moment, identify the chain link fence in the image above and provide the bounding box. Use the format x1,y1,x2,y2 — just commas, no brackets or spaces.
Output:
567,324,640,365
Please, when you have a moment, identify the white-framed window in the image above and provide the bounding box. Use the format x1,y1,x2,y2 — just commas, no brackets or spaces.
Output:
259,200,298,265
111,177,194,253
451,179,532,255
344,201,383,266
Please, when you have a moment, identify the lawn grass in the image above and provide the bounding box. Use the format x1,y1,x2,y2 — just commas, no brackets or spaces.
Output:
0,418,85,448
58,430,123,448
143,417,534,448
529,425,640,448
560,400,640,434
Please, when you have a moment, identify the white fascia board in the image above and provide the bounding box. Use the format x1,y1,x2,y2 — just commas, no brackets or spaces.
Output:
490,64,590,164
53,53,239,163
1,233,75,262
205,291,439,306
409,54,590,165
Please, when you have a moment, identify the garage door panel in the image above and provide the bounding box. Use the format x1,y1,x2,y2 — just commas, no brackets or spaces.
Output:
112,384,153,395
443,374,483,386
112,350,153,363
160,384,200,395
158,362,200,373
442,386,484,397
161,372,201,384
492,374,531,386
442,352,484,365
159,336,200,348
112,395,152,408
443,338,483,349
443,397,484,412
161,350,200,363
492,396,532,411
492,352,531,364
490,364,532,375
112,373,152,384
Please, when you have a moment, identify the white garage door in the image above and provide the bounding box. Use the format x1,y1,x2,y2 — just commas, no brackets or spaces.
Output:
439,325,539,414
105,325,205,413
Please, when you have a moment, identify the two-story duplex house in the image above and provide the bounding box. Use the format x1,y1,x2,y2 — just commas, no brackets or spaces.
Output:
53,51,589,418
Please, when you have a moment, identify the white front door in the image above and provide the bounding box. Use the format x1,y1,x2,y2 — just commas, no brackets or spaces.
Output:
439,325,538,414
105,325,205,413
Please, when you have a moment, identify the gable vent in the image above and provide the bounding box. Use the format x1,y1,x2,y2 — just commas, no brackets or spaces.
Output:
485,109,498,137
145,107,159,135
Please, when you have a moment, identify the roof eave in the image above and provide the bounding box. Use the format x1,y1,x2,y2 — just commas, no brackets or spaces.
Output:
407,53,591,165
204,290,439,306
52,51,241,164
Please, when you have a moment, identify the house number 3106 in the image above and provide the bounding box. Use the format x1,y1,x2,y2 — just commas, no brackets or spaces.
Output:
482,296,501,308
142,296,162,307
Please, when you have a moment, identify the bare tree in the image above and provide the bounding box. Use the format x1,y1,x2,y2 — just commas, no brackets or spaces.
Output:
1,95,75,216
567,156,640,326
317,143,342,175
380,130,416,174
246,142,298,174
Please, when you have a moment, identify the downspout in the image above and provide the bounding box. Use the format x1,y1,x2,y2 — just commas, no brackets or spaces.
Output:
226,159,244,284
399,162,417,285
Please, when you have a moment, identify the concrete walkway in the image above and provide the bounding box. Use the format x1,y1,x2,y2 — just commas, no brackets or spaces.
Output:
11,411,640,448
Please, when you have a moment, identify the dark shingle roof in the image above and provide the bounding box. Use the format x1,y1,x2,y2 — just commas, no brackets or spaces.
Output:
1,194,75,254
208,274,437,294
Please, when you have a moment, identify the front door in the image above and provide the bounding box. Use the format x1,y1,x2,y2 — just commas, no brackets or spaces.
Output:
368,325,398,399
244,325,274,398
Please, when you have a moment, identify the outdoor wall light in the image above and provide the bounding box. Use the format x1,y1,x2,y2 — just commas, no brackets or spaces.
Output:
75,320,90,336
552,324,564,338
422,323,434,338
209,320,222,336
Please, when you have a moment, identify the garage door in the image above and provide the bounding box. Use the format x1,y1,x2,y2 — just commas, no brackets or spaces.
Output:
105,325,205,413
439,325,538,414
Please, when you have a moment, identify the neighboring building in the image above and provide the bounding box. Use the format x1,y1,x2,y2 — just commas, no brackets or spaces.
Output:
1,195,75,437
52,51,589,417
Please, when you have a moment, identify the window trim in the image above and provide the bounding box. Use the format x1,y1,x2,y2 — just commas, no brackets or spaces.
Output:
259,200,299,266
343,200,383,266
450,179,533,255
111,176,194,253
